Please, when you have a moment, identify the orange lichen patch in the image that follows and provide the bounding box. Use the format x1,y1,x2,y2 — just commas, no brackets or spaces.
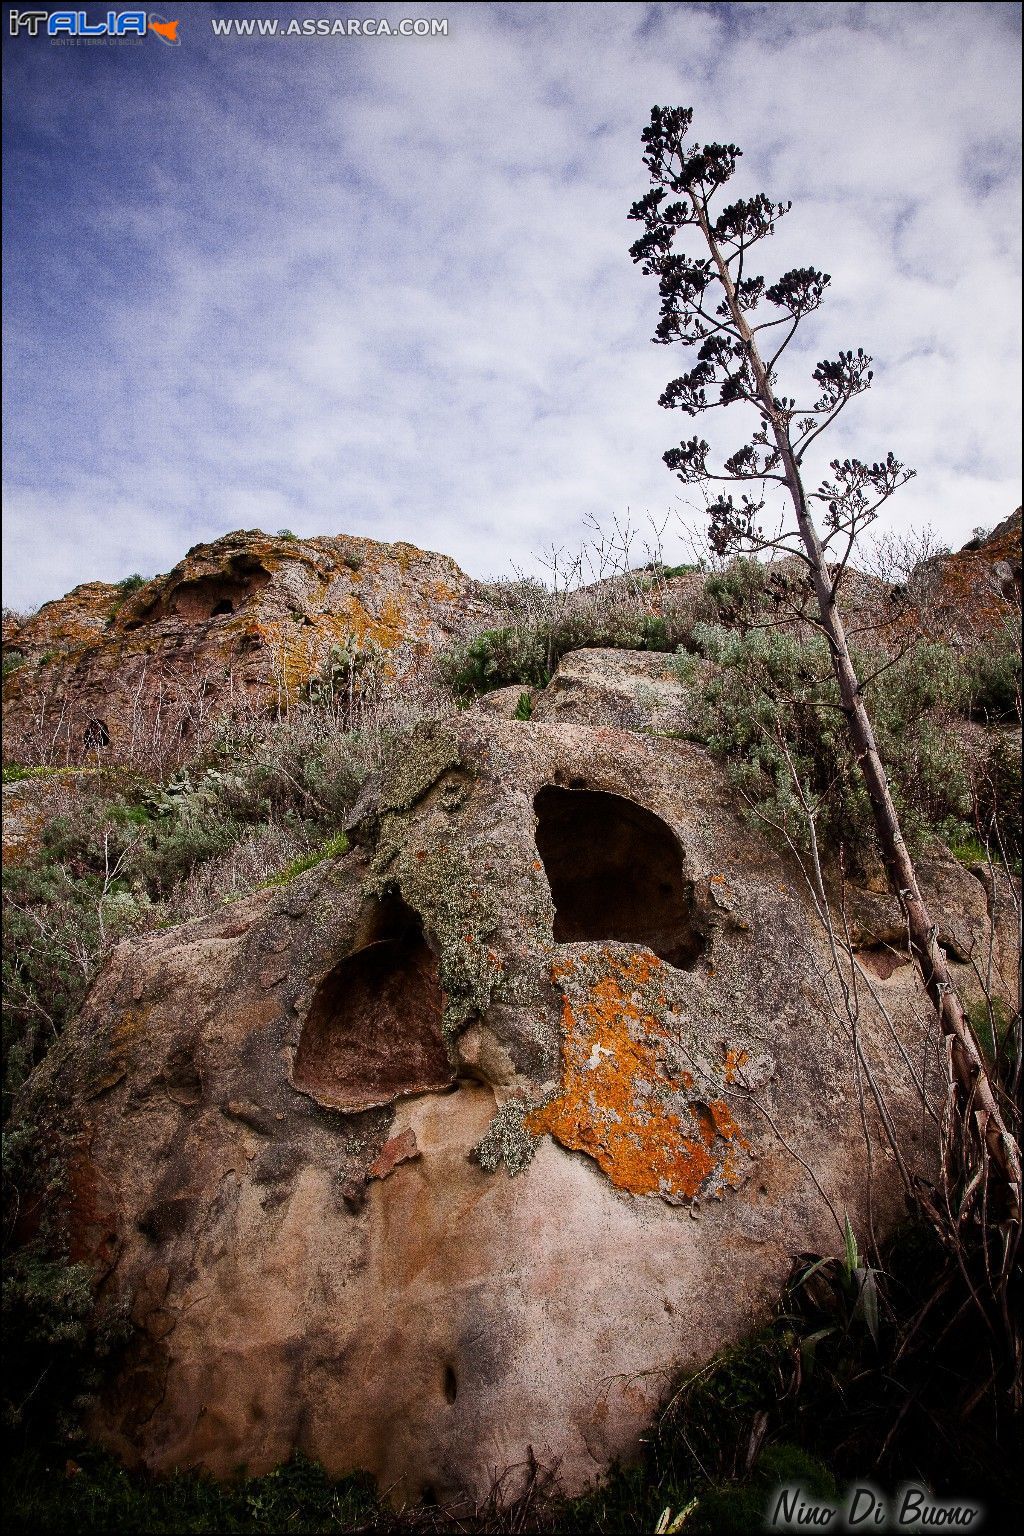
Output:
527,949,751,1202
6,584,117,661
723,1047,749,1085
331,593,409,652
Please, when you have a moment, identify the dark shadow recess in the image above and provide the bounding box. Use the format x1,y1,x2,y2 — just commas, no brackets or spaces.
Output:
534,785,706,969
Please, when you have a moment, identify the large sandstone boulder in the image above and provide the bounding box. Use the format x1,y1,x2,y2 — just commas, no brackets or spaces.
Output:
1,531,495,766
23,711,1018,1507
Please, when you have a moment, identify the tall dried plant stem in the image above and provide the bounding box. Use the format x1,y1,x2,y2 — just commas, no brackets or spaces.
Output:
693,194,1022,1241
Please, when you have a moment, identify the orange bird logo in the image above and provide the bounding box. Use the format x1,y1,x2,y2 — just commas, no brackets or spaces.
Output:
149,18,180,44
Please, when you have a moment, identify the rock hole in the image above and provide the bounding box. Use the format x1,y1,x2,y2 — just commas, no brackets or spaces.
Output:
83,718,110,749
688,1102,717,1144
533,785,706,969
165,557,272,623
443,1365,458,1404
854,943,912,981
292,895,455,1113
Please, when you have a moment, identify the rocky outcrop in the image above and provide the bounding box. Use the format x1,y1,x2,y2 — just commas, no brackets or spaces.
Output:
895,508,1022,645
529,647,696,735
4,515,1019,770
22,712,1018,1507
1,531,495,765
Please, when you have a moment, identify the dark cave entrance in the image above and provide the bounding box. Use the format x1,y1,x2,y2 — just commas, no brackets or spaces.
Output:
291,894,454,1112
168,563,271,622
123,555,274,628
533,785,706,969
83,718,110,749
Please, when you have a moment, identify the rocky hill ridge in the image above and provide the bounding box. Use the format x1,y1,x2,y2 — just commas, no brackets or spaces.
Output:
2,530,498,764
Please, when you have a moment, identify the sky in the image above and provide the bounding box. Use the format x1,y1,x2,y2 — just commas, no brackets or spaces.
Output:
2,1,1021,612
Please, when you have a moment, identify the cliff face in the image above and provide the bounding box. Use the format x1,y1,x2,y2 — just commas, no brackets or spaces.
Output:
1,531,496,765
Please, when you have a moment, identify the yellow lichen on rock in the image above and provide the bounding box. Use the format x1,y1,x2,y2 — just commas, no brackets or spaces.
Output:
527,949,750,1202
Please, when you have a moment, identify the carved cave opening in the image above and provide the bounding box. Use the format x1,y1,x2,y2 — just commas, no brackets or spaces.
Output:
534,785,706,969
169,561,272,622
124,556,273,628
292,894,454,1112
83,718,110,749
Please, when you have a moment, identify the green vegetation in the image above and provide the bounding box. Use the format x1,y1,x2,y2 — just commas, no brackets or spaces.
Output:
116,574,147,596
965,995,1014,1066
673,559,1022,867
440,589,692,702
259,832,350,888
967,616,1021,722
3,651,26,687
442,626,551,698
2,763,91,784
4,1452,383,1536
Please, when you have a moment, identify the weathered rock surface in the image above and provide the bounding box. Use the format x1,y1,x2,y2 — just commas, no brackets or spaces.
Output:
23,712,1018,1506
1,531,495,764
530,647,696,735
4,515,1019,771
1,769,98,866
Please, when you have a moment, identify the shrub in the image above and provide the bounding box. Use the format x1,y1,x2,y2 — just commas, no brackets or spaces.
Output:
966,617,1021,723
440,626,551,700
974,731,1022,864
2,651,26,687
114,574,146,596
687,625,976,861
441,578,698,699
2,862,148,1107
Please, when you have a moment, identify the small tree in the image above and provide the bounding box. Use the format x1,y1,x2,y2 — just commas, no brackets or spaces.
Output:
628,107,1020,1239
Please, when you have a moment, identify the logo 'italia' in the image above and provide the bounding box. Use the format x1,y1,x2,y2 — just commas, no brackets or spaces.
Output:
6,10,181,42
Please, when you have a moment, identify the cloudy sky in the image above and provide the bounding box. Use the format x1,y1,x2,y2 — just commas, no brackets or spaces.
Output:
2,1,1021,611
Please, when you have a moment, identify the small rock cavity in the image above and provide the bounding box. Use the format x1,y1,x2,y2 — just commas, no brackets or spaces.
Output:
533,785,705,969
292,894,454,1112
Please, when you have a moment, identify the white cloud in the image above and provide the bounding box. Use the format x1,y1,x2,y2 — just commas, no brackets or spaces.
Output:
2,0,1020,612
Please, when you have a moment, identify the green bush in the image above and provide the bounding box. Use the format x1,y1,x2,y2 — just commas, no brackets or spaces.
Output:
967,617,1021,723
987,732,1021,859
686,625,977,860
3,1449,381,1535
3,650,26,687
2,862,148,1107
440,626,551,699
441,597,690,701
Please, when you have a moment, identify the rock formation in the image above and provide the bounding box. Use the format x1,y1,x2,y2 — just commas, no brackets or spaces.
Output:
1,531,495,765
7,515,1021,1507
21,712,1018,1505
